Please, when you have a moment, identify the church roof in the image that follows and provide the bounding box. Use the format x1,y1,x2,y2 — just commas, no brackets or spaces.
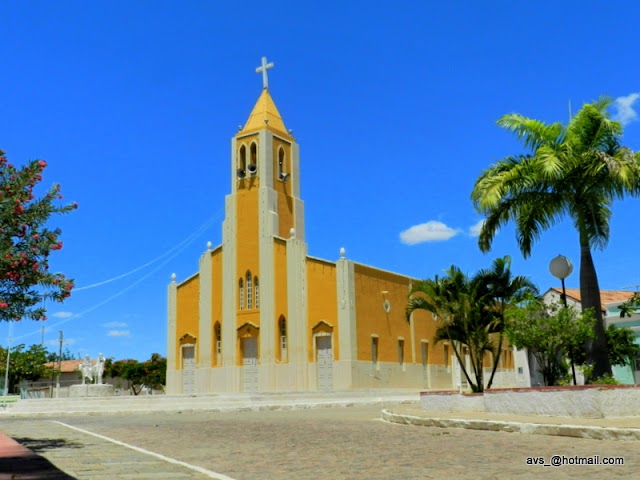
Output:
239,89,290,138
44,359,83,373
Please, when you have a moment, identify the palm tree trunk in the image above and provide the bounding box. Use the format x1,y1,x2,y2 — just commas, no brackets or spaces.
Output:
579,240,612,380
451,341,477,392
487,301,510,390
471,345,484,391
486,333,503,389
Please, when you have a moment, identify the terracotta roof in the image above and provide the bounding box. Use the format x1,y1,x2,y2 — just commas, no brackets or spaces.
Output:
550,288,636,306
44,359,83,373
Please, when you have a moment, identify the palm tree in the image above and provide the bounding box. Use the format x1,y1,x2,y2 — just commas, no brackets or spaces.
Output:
475,256,538,388
407,266,497,392
471,98,640,380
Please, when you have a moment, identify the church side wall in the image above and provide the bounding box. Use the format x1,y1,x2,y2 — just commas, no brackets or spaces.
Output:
353,264,413,362
176,274,200,367
306,258,339,362
352,264,420,388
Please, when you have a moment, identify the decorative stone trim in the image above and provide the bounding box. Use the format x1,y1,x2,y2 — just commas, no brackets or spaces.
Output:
420,385,640,418
381,409,640,441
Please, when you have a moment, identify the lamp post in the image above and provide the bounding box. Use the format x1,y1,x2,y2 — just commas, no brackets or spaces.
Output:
3,323,13,396
549,254,577,385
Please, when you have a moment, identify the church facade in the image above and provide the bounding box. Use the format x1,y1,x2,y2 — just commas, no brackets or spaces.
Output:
165,61,520,394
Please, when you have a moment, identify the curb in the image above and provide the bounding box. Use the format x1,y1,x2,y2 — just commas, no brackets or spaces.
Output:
381,409,640,442
1,398,419,418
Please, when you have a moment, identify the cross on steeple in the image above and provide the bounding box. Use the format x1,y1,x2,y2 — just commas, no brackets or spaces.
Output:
255,56,274,90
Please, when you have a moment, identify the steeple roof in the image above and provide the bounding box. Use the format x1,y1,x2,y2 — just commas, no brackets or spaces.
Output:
238,89,290,138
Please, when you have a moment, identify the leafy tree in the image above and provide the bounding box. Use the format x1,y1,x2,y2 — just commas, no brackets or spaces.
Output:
505,297,595,386
142,353,167,391
105,354,166,395
605,325,640,368
619,292,640,319
0,149,77,322
46,346,78,363
472,98,640,380
0,343,55,393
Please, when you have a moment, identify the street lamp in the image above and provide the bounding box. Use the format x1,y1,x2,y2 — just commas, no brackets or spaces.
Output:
549,254,577,385
3,323,13,396
549,255,573,304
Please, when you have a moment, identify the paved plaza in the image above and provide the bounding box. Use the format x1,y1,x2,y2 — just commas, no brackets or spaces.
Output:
2,405,640,479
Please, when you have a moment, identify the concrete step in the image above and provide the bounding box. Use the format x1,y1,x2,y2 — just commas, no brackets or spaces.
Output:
2,390,420,416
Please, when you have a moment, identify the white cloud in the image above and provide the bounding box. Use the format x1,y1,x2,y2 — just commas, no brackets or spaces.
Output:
52,311,73,318
612,93,640,126
469,219,485,237
107,330,131,337
399,221,460,245
102,321,128,328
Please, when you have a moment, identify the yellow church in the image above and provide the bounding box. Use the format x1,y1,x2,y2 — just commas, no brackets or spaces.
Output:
165,58,519,394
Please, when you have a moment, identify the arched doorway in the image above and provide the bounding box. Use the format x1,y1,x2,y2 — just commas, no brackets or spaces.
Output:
179,333,196,395
312,321,334,391
238,322,259,392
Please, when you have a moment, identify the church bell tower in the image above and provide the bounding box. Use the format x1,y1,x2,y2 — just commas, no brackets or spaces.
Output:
220,57,308,390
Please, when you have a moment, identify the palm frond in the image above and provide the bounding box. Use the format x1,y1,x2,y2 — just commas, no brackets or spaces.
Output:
497,114,563,151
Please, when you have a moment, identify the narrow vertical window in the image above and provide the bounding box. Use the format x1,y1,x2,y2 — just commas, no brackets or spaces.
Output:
249,142,257,175
246,271,253,309
254,277,259,308
214,322,221,366
421,342,428,366
238,145,247,176
239,279,244,310
372,337,379,370
279,316,287,362
444,344,449,367
278,147,286,180
398,339,404,367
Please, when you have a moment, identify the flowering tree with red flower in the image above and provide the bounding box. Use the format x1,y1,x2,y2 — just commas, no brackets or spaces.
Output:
0,149,77,322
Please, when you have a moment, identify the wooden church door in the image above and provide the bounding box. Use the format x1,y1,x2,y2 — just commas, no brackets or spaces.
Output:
182,345,195,395
316,335,333,391
242,337,259,392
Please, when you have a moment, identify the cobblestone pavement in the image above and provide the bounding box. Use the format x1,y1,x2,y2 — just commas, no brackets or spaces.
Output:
2,405,640,479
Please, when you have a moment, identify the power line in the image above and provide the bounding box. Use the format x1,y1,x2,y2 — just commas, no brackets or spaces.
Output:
74,208,224,291
13,209,225,342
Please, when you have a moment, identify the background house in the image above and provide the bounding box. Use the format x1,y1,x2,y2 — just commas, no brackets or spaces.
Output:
536,288,640,385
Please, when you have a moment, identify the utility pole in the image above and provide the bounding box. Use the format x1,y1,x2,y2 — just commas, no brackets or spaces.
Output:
56,331,63,398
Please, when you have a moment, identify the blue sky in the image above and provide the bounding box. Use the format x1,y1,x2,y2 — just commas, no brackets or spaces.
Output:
2,1,640,361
